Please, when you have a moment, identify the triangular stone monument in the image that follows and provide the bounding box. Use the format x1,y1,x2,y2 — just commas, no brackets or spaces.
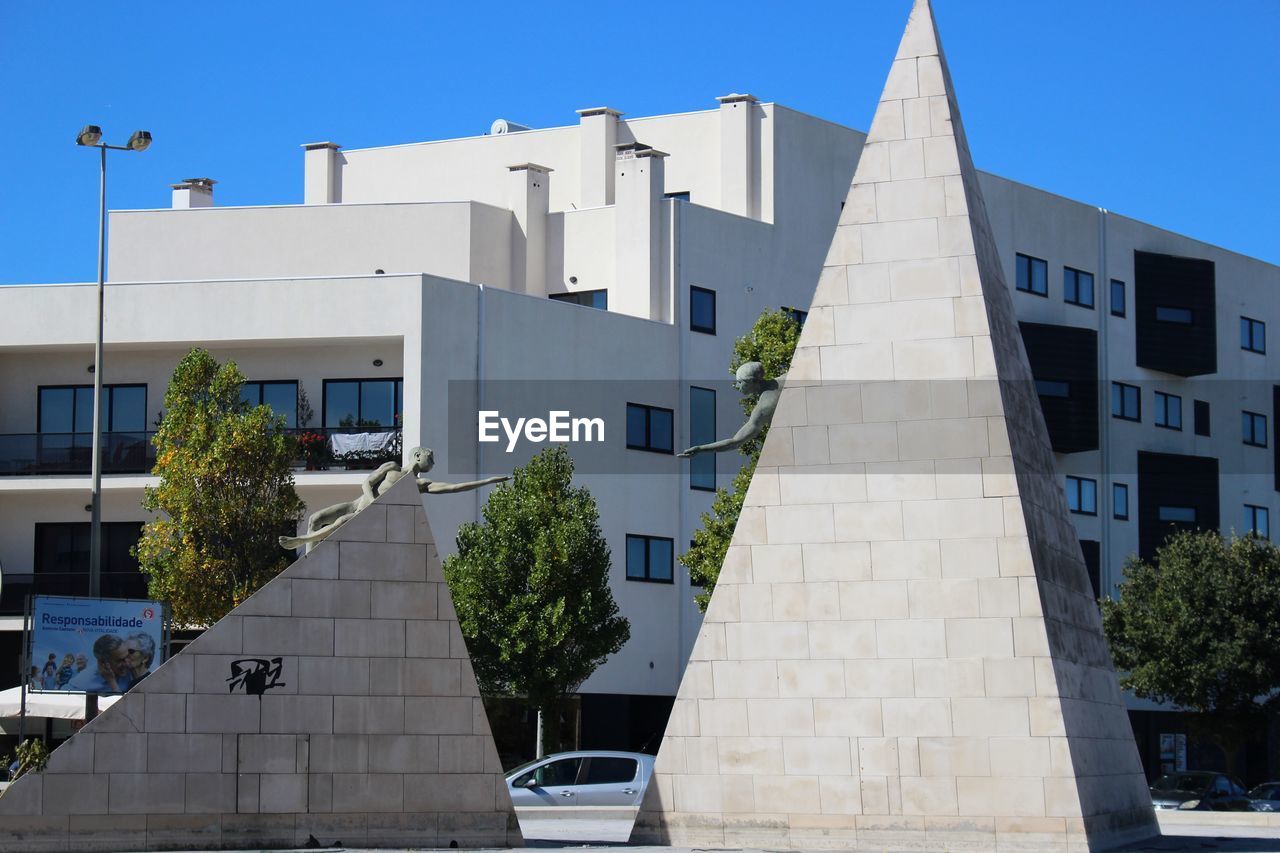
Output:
0,475,522,851
631,1,1157,849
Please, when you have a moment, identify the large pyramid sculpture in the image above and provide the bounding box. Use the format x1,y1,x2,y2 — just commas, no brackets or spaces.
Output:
0,475,522,851
632,1,1157,849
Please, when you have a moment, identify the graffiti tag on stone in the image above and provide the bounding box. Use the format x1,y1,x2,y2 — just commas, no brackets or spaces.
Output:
227,657,286,695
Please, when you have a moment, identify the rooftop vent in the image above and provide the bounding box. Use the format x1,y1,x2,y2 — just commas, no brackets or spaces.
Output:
490,119,531,135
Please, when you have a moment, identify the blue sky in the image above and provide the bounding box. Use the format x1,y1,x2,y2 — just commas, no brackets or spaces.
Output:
1,0,1276,284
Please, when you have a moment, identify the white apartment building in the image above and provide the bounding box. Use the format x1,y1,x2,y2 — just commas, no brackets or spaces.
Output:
1,95,1276,774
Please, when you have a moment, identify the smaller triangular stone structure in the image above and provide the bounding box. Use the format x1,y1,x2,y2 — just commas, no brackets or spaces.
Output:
632,1,1157,850
0,475,522,851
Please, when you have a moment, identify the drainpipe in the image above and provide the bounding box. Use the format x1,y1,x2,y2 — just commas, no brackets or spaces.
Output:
1098,208,1112,596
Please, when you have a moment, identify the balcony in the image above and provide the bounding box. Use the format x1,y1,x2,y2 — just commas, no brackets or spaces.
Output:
0,428,402,477
0,432,154,476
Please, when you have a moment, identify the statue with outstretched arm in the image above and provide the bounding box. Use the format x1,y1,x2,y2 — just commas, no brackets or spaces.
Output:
280,446,508,552
677,361,784,458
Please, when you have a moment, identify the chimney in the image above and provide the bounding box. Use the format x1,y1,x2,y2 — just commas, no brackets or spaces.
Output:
576,107,622,208
717,93,758,218
508,163,552,297
171,177,215,209
614,143,667,321
302,141,342,204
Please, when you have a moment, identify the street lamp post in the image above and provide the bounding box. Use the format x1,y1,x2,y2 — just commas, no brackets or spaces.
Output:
75,125,151,598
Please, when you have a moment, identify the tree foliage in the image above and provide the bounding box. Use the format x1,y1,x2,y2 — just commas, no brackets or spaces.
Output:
443,446,629,753
135,349,303,627
1101,529,1280,716
681,309,801,610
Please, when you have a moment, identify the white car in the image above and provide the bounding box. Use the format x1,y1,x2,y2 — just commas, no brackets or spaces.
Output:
506,750,654,808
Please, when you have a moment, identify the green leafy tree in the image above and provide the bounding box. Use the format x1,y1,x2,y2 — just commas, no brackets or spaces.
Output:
1101,530,1280,772
135,349,303,627
681,308,801,609
443,446,629,756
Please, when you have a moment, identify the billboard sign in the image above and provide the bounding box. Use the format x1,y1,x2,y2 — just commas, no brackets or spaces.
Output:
29,596,164,694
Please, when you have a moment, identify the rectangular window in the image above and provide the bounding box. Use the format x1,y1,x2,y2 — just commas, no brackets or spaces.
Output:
1154,391,1182,430
241,380,299,428
1243,410,1269,447
625,534,674,583
1155,305,1193,324
1158,505,1197,523
1113,483,1129,520
1111,382,1140,422
1110,279,1126,317
323,378,403,429
33,521,148,599
1065,475,1097,515
1016,253,1048,296
1245,505,1270,539
689,387,716,491
1193,400,1211,436
549,290,608,310
625,403,674,454
783,306,808,327
38,384,147,434
1063,267,1094,308
1241,316,1266,354
1034,379,1071,399
690,286,717,335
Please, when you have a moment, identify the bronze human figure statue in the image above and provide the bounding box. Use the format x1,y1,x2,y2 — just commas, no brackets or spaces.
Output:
280,446,508,552
677,361,783,458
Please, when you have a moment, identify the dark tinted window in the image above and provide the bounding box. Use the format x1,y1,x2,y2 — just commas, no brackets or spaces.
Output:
690,286,716,334
1064,267,1094,308
626,403,674,453
583,757,638,785
1112,383,1140,421
243,381,299,428
1156,305,1193,324
627,534,674,583
1193,400,1210,436
324,379,403,428
1110,279,1126,317
690,387,716,491
534,757,581,787
1016,253,1047,296
550,290,608,310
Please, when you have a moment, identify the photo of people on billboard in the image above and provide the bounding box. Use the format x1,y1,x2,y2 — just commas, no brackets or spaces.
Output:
29,596,164,694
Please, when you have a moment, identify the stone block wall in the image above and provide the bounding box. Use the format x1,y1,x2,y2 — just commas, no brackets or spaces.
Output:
0,475,521,851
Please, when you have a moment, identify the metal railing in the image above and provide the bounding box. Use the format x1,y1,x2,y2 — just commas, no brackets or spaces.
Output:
0,428,403,476
0,432,154,476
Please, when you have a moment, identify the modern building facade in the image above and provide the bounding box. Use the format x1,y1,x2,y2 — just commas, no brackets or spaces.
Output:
1,87,1276,776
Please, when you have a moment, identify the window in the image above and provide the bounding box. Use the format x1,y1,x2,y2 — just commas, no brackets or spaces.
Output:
783,306,808,327
1193,400,1211,437
626,403,674,453
582,757,638,784
1063,267,1094,308
1154,392,1182,430
1110,279,1126,317
33,522,148,599
1243,411,1268,447
1065,476,1097,515
1034,379,1071,398
1241,316,1266,354
514,757,582,788
1158,505,1196,523
550,290,608,310
690,286,716,334
241,380,299,428
1155,305,1193,324
323,379,403,429
1245,505,1270,539
689,387,716,491
626,534,674,583
1016,253,1048,296
1113,483,1129,520
38,384,147,433
663,191,690,202
1111,382,1140,421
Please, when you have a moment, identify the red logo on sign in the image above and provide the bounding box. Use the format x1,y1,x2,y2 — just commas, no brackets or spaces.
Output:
142,608,154,619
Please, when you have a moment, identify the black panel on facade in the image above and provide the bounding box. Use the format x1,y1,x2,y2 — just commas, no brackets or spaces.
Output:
1134,250,1217,377
1079,539,1101,599
1018,322,1098,453
1137,451,1220,561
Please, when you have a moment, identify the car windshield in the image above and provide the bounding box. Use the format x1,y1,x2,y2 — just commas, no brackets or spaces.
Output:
1152,774,1212,793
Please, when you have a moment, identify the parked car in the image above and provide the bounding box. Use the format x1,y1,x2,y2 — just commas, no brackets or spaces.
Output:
1248,782,1280,812
1150,771,1250,811
505,750,654,808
